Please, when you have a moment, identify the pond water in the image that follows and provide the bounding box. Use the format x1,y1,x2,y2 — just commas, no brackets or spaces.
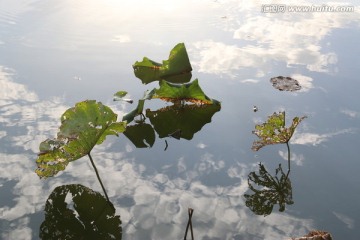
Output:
1,1,360,239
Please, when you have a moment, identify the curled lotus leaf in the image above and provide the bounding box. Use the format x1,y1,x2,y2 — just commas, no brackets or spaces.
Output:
133,43,192,84
252,111,306,151
270,76,301,91
36,100,126,178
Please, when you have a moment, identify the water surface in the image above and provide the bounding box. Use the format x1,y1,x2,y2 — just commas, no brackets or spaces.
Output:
1,1,360,239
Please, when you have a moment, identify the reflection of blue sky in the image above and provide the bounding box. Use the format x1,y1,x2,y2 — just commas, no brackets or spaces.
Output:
0,66,317,239
1,0,360,239
291,128,356,146
192,1,360,80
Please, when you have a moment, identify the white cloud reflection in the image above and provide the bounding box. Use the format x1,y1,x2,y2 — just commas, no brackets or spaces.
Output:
64,151,315,239
0,66,316,238
291,129,355,146
279,150,304,166
333,211,355,229
291,74,314,92
341,109,359,118
192,1,360,77
241,79,260,84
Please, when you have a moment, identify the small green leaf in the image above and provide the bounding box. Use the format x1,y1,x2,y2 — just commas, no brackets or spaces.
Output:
252,112,306,151
114,91,128,98
133,43,192,84
113,91,133,103
153,79,216,105
35,100,126,178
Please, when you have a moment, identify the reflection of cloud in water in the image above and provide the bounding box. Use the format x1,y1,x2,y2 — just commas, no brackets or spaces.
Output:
64,151,315,239
241,79,259,84
291,129,355,146
0,67,316,239
291,74,313,92
2,217,32,240
0,151,316,239
193,41,264,77
279,150,304,166
341,109,359,118
0,130,6,139
196,142,207,149
0,66,68,153
333,211,355,229
0,154,45,222
193,1,360,77
0,67,38,103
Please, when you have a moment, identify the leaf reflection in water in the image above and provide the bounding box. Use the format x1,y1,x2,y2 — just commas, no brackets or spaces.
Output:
244,163,293,216
40,184,122,240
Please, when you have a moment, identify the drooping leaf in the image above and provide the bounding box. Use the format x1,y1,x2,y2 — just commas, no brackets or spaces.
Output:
122,89,155,123
270,76,301,91
146,103,221,140
153,79,216,105
133,43,192,84
36,100,127,178
252,112,306,151
113,91,133,103
123,123,155,148
244,163,293,216
40,184,122,240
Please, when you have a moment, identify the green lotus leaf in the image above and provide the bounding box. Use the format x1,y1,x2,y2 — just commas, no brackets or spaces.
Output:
133,43,192,84
146,103,221,140
153,79,216,105
252,112,306,151
36,100,126,178
40,184,122,239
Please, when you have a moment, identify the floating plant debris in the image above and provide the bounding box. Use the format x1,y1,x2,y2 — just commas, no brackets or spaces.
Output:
270,76,301,92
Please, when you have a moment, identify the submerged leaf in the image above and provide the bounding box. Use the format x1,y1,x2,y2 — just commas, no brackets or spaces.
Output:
252,112,306,151
270,76,301,92
36,100,126,178
153,79,215,104
40,184,122,239
133,43,192,84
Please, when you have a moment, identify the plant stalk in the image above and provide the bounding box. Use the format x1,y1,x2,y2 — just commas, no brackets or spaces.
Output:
88,153,110,202
184,208,194,240
285,142,291,179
